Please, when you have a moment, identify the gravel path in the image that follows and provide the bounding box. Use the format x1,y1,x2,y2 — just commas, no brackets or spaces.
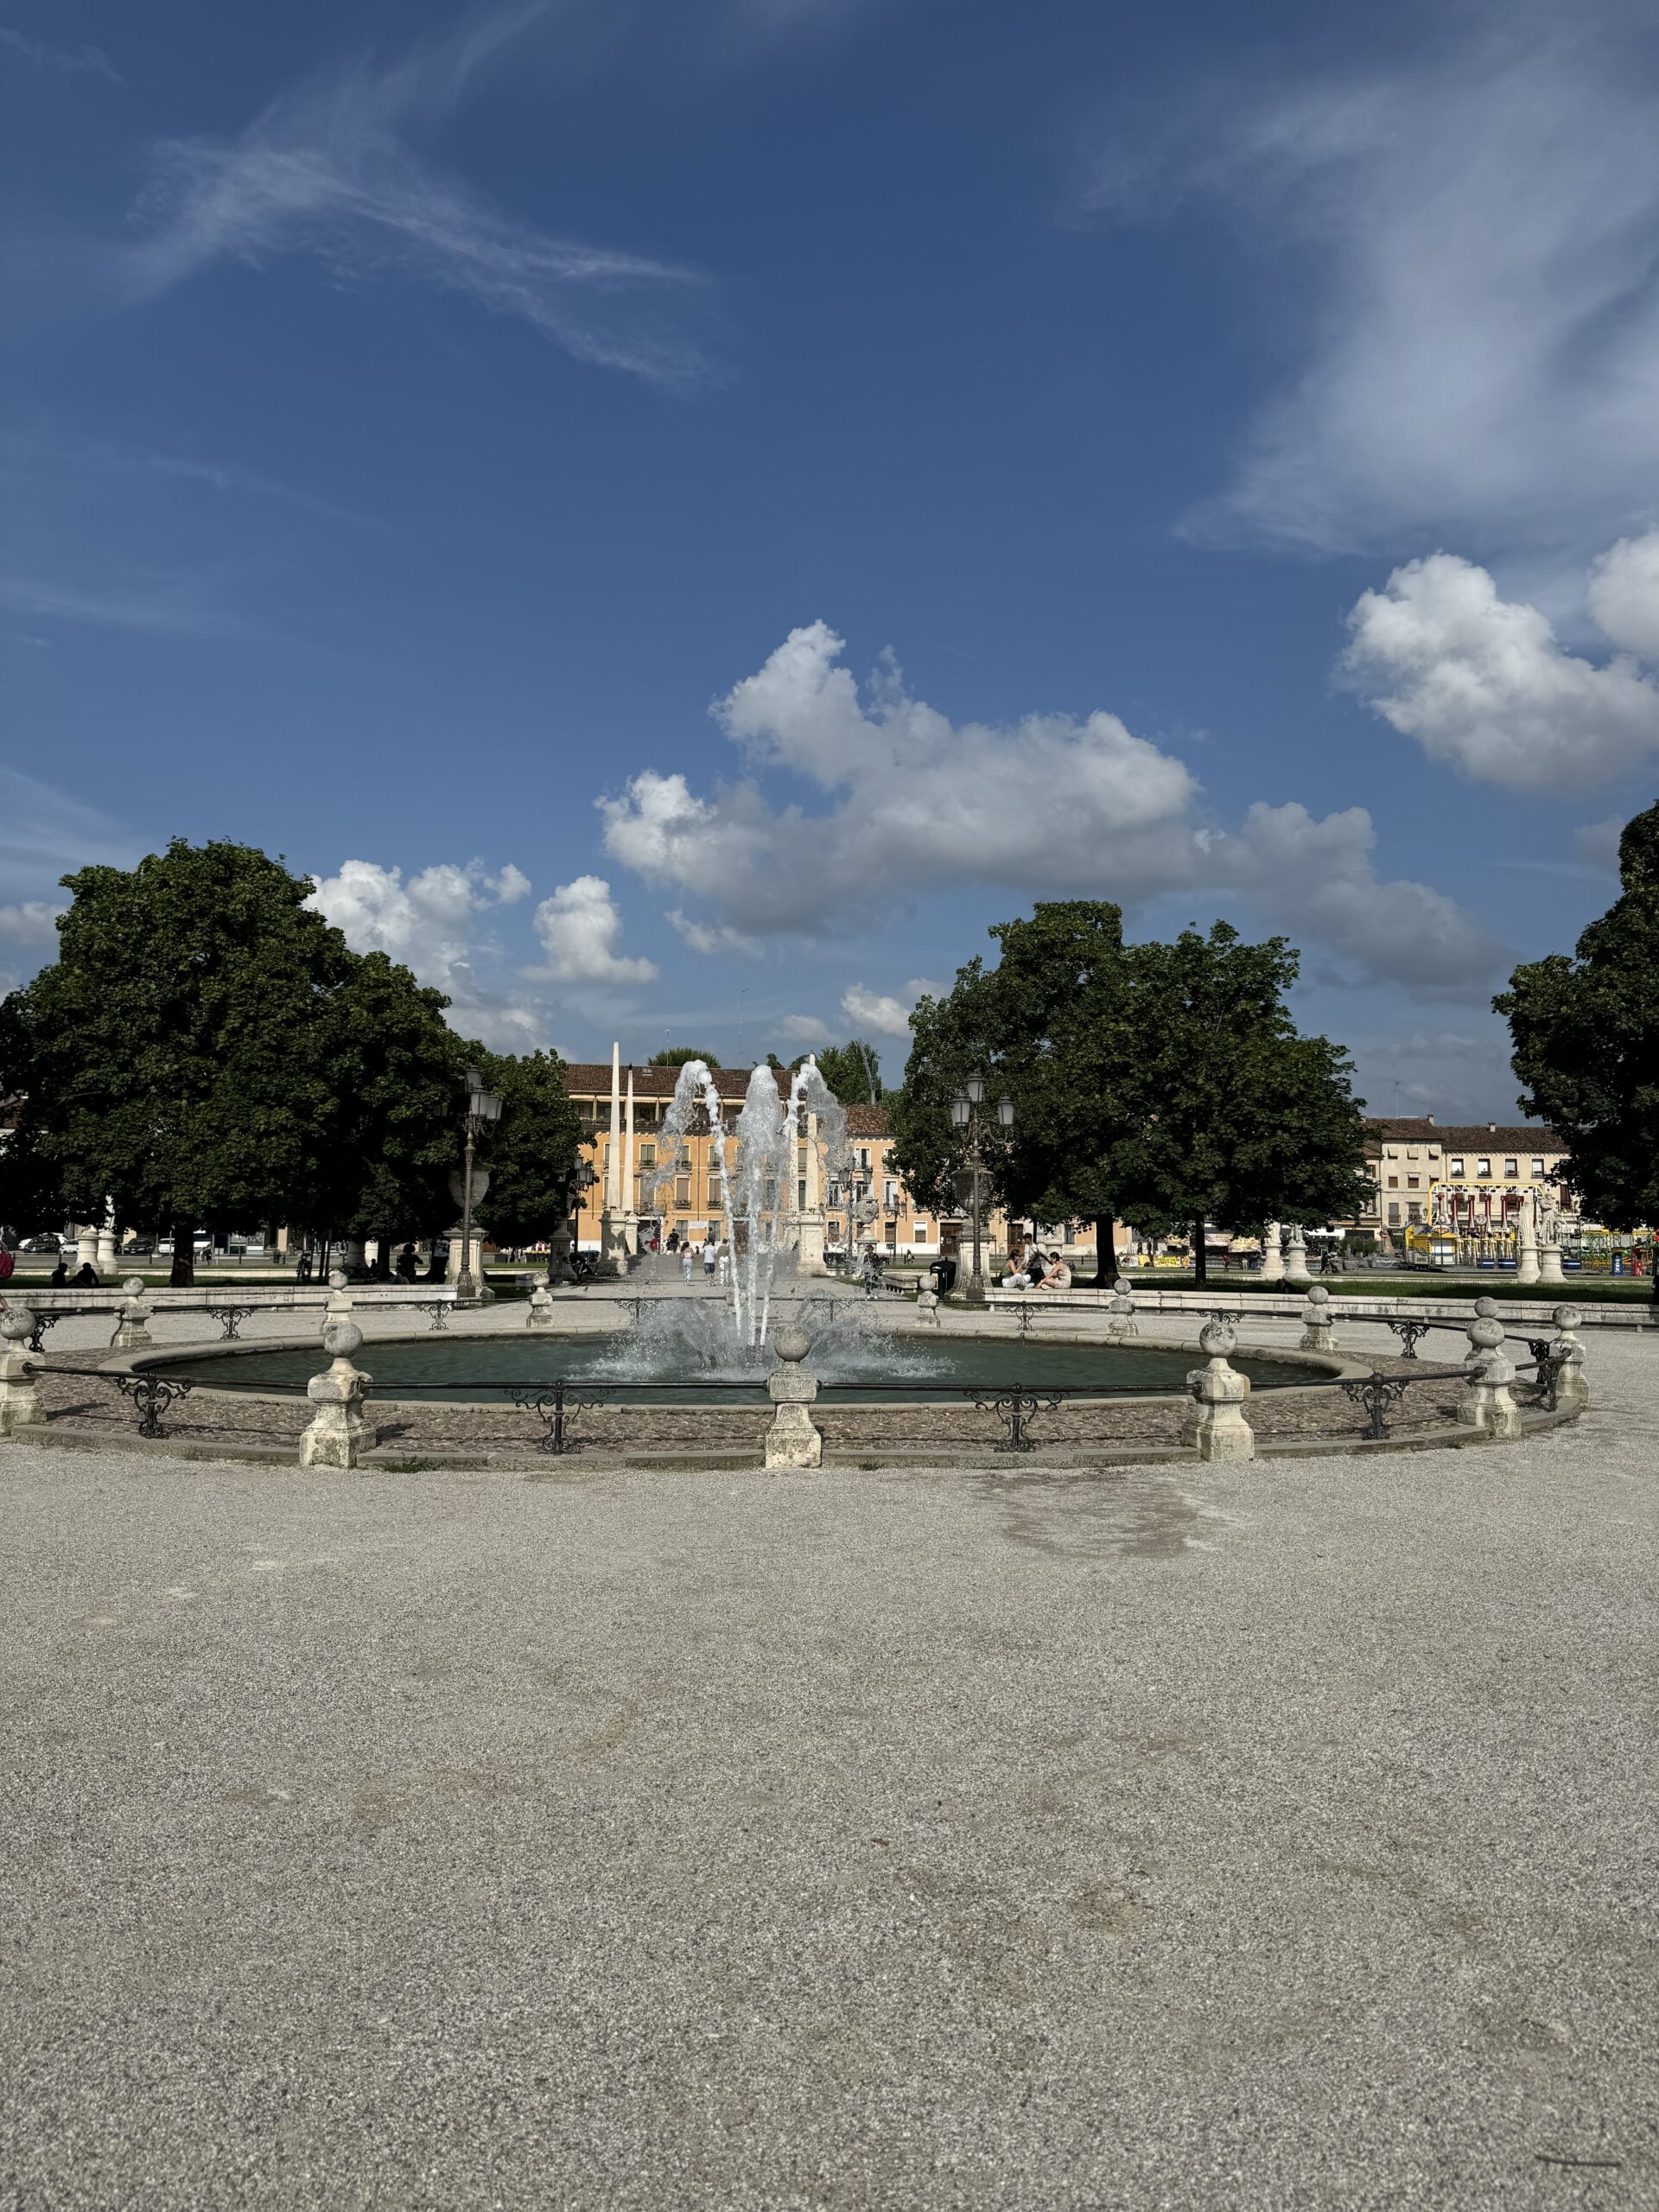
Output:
0,1325,1653,2210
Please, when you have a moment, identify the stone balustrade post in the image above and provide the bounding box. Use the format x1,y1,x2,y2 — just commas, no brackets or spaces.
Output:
1300,1284,1338,1353
526,1285,556,1330
765,1324,823,1471
1459,1310,1522,1439
299,1318,375,1469
1549,1304,1588,1410
914,1287,941,1330
110,1275,155,1351
0,1306,41,1434
1282,1225,1311,1286
323,1268,353,1333
1181,1318,1255,1461
1259,1222,1284,1285
1104,1285,1139,1340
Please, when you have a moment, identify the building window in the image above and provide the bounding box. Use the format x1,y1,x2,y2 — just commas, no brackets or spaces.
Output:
1407,1176,1420,1190
1388,1175,1399,1188
675,1177,690,1205
638,1142,656,1168
1451,1159,1465,1177
913,1222,930,1241
1408,1203,1423,1223
1505,1158,1518,1179
1531,1157,1544,1176
1478,1157,1491,1176
1388,1203,1401,1224
886,1222,898,1247
829,1220,842,1242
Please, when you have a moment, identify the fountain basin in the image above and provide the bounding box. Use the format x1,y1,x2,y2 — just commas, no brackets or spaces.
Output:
141,1331,1324,1405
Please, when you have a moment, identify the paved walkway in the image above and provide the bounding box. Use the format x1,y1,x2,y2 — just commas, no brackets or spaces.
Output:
1,1325,1654,2209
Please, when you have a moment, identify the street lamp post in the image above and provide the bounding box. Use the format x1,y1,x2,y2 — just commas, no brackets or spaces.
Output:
950,1075,1014,1299
456,1066,502,1303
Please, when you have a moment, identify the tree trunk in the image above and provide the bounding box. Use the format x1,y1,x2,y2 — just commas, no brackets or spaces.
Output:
169,1219,194,1287
1192,1222,1208,1288
1091,1213,1118,1289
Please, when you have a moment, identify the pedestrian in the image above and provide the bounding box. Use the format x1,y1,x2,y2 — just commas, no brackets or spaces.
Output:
0,1243,12,1282
1037,1250,1071,1291
681,1243,695,1283
718,1241,731,1286
702,1236,717,1278
49,1259,69,1287
395,1243,419,1282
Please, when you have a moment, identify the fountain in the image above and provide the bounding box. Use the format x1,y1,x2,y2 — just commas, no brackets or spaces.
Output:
650,1058,852,1350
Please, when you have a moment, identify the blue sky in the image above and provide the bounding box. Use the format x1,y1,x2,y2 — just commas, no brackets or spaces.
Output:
5,0,1659,1116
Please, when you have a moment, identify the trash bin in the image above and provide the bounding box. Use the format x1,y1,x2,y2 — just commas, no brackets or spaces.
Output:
930,1257,958,1296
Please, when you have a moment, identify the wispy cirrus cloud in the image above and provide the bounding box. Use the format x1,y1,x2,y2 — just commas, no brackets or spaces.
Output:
1088,7,1659,556
116,9,719,389
0,23,121,85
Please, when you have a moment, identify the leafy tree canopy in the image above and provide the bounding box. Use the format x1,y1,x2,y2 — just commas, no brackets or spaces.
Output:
1497,800,1659,1290
889,903,1369,1286
471,1046,585,1248
812,1039,885,1107
650,1046,721,1068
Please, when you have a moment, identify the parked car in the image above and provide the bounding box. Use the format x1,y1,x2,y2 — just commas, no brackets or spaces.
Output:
122,1236,156,1257
20,1236,61,1254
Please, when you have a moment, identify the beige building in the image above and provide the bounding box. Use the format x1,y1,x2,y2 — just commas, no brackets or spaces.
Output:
1358,1116,1573,1241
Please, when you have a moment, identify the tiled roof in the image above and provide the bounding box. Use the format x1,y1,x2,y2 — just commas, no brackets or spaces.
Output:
563,1062,892,1136
1363,1115,1564,1151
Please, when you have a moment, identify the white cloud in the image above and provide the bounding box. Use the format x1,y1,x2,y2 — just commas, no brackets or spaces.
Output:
0,900,60,946
1342,552,1659,790
601,620,1201,930
0,768,137,906
666,907,761,957
1099,19,1659,553
307,856,549,1047
600,620,1499,996
531,875,658,986
0,25,121,84
779,1014,833,1045
118,16,715,389
840,980,933,1037
1587,531,1659,660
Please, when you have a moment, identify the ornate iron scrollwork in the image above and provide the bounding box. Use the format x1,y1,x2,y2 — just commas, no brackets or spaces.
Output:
972,1388,1061,1454
207,1304,257,1341
510,1379,594,1455
1386,1319,1433,1360
115,1372,195,1440
414,1300,451,1332
1338,1371,1414,1440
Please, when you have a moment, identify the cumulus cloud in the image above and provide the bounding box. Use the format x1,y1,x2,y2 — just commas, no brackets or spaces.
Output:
601,621,1201,931
118,12,715,388
1094,17,1659,552
1587,531,1659,660
0,900,61,945
600,620,1500,997
531,875,658,986
0,25,121,84
841,981,932,1037
666,907,761,957
779,1014,833,1045
1342,552,1659,790
307,856,547,1048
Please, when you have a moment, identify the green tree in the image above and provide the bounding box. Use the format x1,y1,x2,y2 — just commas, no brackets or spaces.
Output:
889,904,1136,1286
1497,800,1659,1302
301,953,467,1261
651,1046,721,1068
814,1039,885,1107
1106,925,1370,1285
0,841,351,1283
472,1047,585,1250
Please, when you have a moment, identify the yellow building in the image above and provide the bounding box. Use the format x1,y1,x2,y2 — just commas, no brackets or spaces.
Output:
1359,1116,1573,1243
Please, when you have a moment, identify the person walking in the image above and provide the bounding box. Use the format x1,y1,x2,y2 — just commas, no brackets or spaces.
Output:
702,1236,717,1279
681,1243,695,1284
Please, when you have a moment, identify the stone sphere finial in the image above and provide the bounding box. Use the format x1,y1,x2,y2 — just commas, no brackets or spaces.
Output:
328,1268,349,1291
1468,1316,1504,1352
1473,1295,1497,1319
322,1317,364,1360
0,1303,35,1343
1198,1317,1236,1358
772,1323,810,1364
1306,1284,1330,1306
124,1275,145,1294
1552,1304,1581,1330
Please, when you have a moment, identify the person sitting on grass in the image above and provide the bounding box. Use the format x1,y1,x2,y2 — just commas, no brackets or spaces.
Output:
1003,1248,1039,1289
1036,1250,1072,1291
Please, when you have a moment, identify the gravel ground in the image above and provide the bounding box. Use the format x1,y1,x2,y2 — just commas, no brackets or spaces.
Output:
0,1322,1653,2210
